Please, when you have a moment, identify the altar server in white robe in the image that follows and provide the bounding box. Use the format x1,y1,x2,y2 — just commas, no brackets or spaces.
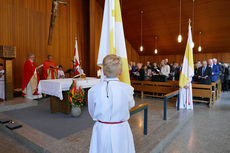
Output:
0,63,5,101
88,55,135,153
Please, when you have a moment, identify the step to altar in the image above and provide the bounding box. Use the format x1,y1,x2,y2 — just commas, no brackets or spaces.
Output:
0,97,38,112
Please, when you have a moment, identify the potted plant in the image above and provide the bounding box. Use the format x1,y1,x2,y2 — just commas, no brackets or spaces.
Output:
67,80,86,117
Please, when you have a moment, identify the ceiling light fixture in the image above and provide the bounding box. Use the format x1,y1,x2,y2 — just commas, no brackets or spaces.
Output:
154,36,158,54
177,0,182,43
140,10,144,52
198,32,202,52
192,0,195,36
192,0,195,48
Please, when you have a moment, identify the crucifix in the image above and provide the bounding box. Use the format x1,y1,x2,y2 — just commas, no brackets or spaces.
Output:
48,0,68,45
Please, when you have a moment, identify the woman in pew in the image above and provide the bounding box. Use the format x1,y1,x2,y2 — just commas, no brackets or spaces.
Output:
152,62,160,75
88,54,135,153
134,63,145,81
143,65,151,80
170,63,180,81
193,62,199,82
160,60,170,78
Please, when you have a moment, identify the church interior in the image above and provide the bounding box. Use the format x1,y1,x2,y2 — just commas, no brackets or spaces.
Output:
0,0,230,153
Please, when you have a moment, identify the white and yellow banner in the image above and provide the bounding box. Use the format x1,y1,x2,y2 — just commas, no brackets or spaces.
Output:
179,21,194,110
97,0,130,84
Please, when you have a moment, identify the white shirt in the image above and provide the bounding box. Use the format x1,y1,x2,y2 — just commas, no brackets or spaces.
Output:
78,68,84,75
88,78,135,122
88,77,136,153
0,70,4,81
161,65,170,77
58,70,65,79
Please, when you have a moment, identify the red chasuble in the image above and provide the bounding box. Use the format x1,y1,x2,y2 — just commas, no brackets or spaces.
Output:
41,60,58,80
22,60,40,96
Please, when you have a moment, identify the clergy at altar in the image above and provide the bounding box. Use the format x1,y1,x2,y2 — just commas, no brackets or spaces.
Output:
0,63,5,101
41,55,58,80
22,53,42,99
88,55,135,153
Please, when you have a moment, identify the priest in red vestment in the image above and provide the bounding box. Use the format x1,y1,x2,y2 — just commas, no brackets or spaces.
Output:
41,55,58,80
22,53,42,99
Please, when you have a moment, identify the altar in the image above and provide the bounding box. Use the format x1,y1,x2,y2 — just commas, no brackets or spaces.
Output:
38,77,100,114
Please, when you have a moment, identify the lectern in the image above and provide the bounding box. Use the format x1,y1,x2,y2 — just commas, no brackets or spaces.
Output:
0,46,16,100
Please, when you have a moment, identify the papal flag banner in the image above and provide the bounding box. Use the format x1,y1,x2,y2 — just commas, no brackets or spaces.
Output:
73,38,80,76
97,0,130,84
179,20,194,110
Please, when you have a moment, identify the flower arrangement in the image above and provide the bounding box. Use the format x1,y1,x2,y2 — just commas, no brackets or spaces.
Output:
67,80,86,107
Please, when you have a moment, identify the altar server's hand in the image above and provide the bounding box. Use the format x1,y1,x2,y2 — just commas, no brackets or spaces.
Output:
36,64,43,69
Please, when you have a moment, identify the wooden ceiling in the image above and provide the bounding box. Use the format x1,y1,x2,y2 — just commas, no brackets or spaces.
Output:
97,0,230,55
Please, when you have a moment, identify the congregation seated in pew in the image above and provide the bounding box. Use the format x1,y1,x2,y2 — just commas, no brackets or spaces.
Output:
129,57,229,88
129,59,177,82
129,57,228,107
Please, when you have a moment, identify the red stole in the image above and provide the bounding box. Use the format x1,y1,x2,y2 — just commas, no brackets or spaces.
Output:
41,60,58,80
22,60,39,96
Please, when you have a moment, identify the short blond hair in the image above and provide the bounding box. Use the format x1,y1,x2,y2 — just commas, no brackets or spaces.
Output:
103,54,122,78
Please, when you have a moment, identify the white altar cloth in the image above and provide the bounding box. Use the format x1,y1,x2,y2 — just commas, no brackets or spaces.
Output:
38,77,100,100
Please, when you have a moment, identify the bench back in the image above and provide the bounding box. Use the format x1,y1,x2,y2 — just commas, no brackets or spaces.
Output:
192,84,212,98
131,80,179,94
132,80,213,100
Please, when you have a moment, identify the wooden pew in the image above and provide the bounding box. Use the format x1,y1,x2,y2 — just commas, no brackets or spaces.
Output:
211,80,222,102
211,82,217,101
132,80,216,107
192,84,214,107
131,80,179,98
217,79,222,98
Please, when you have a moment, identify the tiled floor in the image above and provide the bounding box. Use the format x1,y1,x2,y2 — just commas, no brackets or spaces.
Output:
163,92,230,153
0,130,35,153
1,93,229,153
0,96,183,153
0,97,37,113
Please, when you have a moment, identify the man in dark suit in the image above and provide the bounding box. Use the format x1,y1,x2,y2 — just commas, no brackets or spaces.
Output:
197,60,212,85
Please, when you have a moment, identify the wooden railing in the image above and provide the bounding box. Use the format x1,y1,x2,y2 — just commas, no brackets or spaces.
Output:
130,103,148,135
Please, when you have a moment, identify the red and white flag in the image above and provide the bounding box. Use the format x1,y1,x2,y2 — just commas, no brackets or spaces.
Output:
73,38,80,75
